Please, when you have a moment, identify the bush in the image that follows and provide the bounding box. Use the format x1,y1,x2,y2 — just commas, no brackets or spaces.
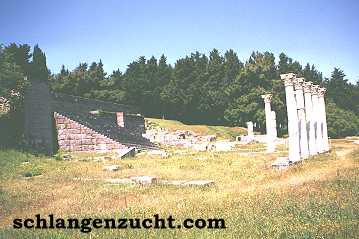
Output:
326,102,359,138
0,110,24,149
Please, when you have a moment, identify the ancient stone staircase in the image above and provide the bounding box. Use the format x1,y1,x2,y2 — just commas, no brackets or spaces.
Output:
54,112,158,153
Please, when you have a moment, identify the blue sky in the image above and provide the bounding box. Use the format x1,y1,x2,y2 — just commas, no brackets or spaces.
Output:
1,0,358,82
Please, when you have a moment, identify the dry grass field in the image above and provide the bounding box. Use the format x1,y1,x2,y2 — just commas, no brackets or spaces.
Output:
0,127,358,238
146,117,247,139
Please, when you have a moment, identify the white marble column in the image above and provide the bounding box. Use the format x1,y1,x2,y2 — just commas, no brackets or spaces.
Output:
294,77,309,159
318,87,329,151
311,85,324,153
271,111,277,139
303,81,318,156
280,73,301,163
246,121,254,141
261,94,275,153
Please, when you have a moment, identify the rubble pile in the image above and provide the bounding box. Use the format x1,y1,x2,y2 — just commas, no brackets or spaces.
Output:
142,126,216,150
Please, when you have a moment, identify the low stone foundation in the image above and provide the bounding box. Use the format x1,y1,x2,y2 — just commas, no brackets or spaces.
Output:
54,112,128,153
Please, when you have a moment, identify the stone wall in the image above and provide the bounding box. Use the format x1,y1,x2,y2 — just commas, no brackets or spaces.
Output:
54,112,128,153
124,114,145,137
24,81,154,154
24,80,56,155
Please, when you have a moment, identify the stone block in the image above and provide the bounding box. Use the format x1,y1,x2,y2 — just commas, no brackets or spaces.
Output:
56,118,65,124
159,180,188,186
193,143,208,152
271,157,291,169
147,150,169,158
63,140,70,146
214,141,233,152
104,178,135,185
58,124,66,130
82,139,92,145
130,176,158,185
103,165,121,171
58,140,66,146
182,180,215,187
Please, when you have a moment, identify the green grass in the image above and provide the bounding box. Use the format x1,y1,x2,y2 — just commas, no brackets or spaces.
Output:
146,118,247,139
0,142,358,238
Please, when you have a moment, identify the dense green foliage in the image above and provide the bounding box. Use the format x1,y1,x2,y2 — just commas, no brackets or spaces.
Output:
50,49,359,137
1,43,359,146
0,44,49,147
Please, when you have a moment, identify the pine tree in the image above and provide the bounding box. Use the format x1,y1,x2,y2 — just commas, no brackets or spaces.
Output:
30,45,49,82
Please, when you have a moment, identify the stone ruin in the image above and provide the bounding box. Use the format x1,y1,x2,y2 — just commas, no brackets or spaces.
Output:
261,94,277,153
272,73,330,167
142,124,217,151
24,78,157,156
238,121,278,145
24,73,329,161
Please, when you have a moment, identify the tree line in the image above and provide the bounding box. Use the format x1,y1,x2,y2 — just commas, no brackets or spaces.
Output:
1,43,359,148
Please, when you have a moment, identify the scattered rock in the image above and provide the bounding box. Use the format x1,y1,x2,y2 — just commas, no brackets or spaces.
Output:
182,180,215,187
271,157,290,169
193,143,208,152
130,176,158,185
143,126,218,149
73,177,97,181
104,177,215,187
346,136,359,140
104,178,135,185
173,150,189,156
103,165,121,171
158,179,215,187
147,150,170,158
205,135,216,142
159,180,188,186
214,141,234,152
62,154,73,161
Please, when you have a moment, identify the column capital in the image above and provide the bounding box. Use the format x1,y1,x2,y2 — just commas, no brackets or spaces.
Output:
303,81,313,93
261,94,272,103
294,77,305,90
311,85,319,95
280,73,297,86
318,87,326,97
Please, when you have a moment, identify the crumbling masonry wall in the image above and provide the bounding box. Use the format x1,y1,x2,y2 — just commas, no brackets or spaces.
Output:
123,114,145,137
24,80,55,155
54,113,127,153
24,81,154,155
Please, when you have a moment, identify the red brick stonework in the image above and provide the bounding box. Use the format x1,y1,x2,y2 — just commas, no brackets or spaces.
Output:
54,112,128,153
